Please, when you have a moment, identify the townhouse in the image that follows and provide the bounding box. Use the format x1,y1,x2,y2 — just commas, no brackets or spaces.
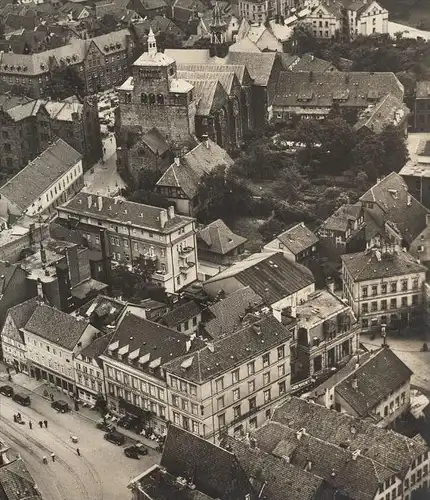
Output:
304,1,343,39
0,139,83,220
56,192,198,294
342,247,427,332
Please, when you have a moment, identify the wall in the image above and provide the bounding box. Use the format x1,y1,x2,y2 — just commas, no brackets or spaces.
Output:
0,267,35,328
74,356,105,402
272,283,315,322
1,314,27,370
356,2,388,37
263,239,296,262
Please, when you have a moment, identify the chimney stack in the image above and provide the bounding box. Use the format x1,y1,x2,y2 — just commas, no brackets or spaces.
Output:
159,209,168,229
201,134,209,148
167,205,175,219
88,194,93,209
249,438,257,449
352,375,358,390
174,157,180,167
98,196,103,211
186,340,191,352
326,277,335,294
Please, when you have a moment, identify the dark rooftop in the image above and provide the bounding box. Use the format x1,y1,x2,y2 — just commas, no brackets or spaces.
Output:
161,301,201,328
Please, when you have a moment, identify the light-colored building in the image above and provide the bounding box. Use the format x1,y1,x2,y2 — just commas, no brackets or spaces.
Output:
160,301,202,335
304,2,343,39
0,139,83,220
203,251,315,322
22,303,100,394
57,192,198,294
346,0,388,38
239,0,273,24
341,246,427,333
163,313,293,443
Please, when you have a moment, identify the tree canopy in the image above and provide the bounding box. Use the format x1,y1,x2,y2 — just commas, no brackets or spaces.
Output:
110,258,156,302
44,65,84,100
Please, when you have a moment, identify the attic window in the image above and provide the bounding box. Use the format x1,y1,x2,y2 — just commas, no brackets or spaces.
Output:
40,63,45,69
116,42,121,49
104,45,109,51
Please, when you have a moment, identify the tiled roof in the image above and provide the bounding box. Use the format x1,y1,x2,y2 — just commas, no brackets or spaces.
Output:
205,252,315,305
335,347,413,417
8,297,39,331
277,52,301,70
156,139,233,199
272,397,428,476
222,436,329,500
161,425,256,500
102,313,205,379
320,203,362,233
23,304,90,350
42,98,84,122
0,139,82,212
161,300,201,327
275,222,318,255
177,67,238,94
59,192,193,233
252,422,392,500
187,79,224,116
165,49,211,64
197,219,246,255
177,62,248,87
292,53,336,73
131,16,185,38
204,286,263,339
79,295,126,330
0,459,41,500
272,71,404,109
222,51,276,86
416,80,430,99
341,248,426,282
141,127,170,155
360,172,429,244
354,93,409,134
163,314,292,383
0,262,19,295
229,37,260,53
79,333,113,360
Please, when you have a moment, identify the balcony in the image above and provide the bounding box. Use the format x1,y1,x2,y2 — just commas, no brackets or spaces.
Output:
143,252,157,262
179,261,195,274
179,247,194,258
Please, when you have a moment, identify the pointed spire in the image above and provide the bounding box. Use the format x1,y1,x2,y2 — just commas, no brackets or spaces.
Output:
211,1,225,28
148,27,157,57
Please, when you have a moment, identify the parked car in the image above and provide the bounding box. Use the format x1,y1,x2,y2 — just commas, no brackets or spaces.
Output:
96,420,116,432
0,385,14,397
133,443,148,455
124,446,140,459
51,400,70,413
12,393,30,406
104,430,125,445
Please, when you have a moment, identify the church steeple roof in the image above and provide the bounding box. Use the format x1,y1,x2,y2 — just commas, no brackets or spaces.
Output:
148,26,157,57
210,1,227,29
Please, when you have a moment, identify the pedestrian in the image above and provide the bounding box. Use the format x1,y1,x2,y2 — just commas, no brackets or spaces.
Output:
42,456,47,464
39,421,43,428
51,452,55,462
17,413,21,420
50,394,54,402
76,448,80,456
13,414,17,423
29,421,32,430
44,420,48,429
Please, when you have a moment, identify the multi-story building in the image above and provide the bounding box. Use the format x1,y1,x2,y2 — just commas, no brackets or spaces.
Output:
22,303,100,393
0,29,135,98
56,192,198,293
304,1,343,39
160,301,202,335
238,0,273,24
414,81,430,132
100,312,204,437
163,313,293,443
342,246,427,333
345,0,388,37
0,139,83,220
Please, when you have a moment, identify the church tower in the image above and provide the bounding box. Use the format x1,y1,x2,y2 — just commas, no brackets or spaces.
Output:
210,2,227,45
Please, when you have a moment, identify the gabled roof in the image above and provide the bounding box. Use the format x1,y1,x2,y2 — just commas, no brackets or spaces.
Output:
354,93,409,134
272,397,428,476
341,248,426,282
79,333,113,360
165,48,211,64
293,53,336,73
360,172,428,244
23,304,92,350
197,219,246,255
320,203,362,233
163,315,292,384
204,286,263,339
0,139,82,212
187,79,225,116
177,69,237,95
205,252,315,305
0,459,41,500
229,37,261,53
336,347,413,417
141,127,170,155
274,222,318,255
156,139,233,199
161,300,201,327
161,426,257,500
222,51,277,86
7,297,39,331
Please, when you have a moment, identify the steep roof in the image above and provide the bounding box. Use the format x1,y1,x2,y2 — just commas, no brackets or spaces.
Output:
229,37,260,53
23,304,91,350
161,426,256,500
360,172,429,244
320,203,362,233
177,69,237,95
205,252,315,304
274,222,318,255
187,79,224,116
177,62,248,87
0,459,41,500
336,347,413,417
222,51,277,86
342,248,426,282
156,139,233,199
59,192,193,233
0,139,82,212
354,93,409,134
165,48,211,64
141,127,170,155
8,297,39,331
204,286,263,339
272,397,428,476
292,53,336,72
79,334,112,360
197,219,246,255
163,315,292,384
161,300,201,327
272,71,404,109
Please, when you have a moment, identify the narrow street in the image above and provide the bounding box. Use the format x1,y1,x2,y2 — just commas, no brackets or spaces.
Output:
0,391,158,500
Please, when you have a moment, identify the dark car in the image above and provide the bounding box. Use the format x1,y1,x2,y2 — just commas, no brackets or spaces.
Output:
12,393,30,406
133,443,148,455
104,431,125,446
51,400,70,413
124,446,140,459
0,385,14,397
96,421,116,432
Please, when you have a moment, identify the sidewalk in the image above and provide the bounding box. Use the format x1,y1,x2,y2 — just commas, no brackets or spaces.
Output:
0,365,159,450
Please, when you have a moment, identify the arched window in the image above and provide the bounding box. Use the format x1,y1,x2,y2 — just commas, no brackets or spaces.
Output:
149,94,156,104
125,93,131,104
157,94,164,105
141,93,148,104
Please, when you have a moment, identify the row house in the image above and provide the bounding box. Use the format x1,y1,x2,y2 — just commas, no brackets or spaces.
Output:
342,247,427,332
56,192,198,294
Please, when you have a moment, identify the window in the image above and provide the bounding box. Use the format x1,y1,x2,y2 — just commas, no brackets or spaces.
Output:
248,380,255,393
173,412,180,425
362,303,368,314
404,478,409,489
181,399,189,412
218,413,225,428
361,318,369,328
279,381,286,395
401,279,408,291
233,405,241,419
247,361,255,376
172,395,179,407
371,285,378,296
412,294,419,306
263,372,270,385
362,286,368,297
278,364,285,377
232,369,239,384
215,377,224,393
249,397,256,411
371,301,378,312
413,278,419,290
192,421,199,434
381,299,387,310
233,388,240,401
217,396,224,410
401,296,408,307
390,282,397,293
262,353,270,367
4,143,11,152
170,377,177,389
381,283,387,294
191,403,198,415
189,384,197,397
277,345,285,359
264,389,271,403
390,298,397,309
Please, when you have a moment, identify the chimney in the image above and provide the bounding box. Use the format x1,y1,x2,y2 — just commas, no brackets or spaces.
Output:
159,209,168,228
186,340,191,352
36,279,44,299
174,157,180,166
97,196,103,211
253,323,261,335
352,449,360,461
249,438,257,449
326,277,335,293
407,194,412,206
40,246,47,265
167,206,175,219
352,375,358,390
296,428,306,440
305,460,312,471
87,194,93,209
201,134,209,148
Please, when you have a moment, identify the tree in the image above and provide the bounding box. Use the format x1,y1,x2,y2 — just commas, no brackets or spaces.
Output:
110,258,156,302
259,217,286,243
128,190,171,209
273,162,309,201
319,118,356,172
378,124,409,174
44,65,84,100
289,23,318,55
352,134,386,181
